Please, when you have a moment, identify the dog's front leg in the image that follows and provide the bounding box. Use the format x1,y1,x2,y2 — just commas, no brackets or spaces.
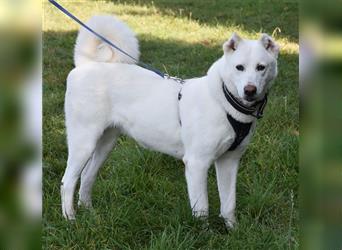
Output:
215,153,240,229
184,156,211,218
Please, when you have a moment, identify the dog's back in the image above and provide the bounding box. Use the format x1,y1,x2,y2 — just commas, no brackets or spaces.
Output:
74,15,140,67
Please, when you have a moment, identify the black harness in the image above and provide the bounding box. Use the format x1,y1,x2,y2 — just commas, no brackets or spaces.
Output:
222,82,267,151
226,113,253,151
177,81,267,151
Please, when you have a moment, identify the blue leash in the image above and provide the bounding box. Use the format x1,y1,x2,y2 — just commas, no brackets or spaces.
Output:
48,0,167,78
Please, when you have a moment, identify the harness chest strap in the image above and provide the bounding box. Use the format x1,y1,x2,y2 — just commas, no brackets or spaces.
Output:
177,83,267,151
226,113,252,151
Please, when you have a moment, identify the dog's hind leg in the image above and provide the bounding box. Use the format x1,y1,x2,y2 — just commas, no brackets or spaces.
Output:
78,127,120,208
61,126,103,220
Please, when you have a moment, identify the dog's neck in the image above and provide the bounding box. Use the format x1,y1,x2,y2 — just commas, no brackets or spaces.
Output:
206,57,257,123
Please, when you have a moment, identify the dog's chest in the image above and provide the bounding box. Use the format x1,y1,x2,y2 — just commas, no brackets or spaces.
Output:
214,134,235,159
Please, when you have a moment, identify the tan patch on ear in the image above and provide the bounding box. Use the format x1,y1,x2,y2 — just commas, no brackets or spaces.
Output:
265,38,278,52
227,39,237,51
260,33,280,57
223,32,242,53
265,38,273,50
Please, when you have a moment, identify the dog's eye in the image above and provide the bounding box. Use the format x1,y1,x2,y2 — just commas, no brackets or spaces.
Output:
256,64,266,71
236,65,244,71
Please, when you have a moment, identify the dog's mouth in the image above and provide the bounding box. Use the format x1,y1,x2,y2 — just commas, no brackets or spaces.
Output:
243,95,257,102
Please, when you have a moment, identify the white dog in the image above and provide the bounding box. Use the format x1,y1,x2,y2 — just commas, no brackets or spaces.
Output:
61,15,279,228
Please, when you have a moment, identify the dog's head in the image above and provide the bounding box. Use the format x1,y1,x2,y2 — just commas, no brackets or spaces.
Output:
221,33,279,103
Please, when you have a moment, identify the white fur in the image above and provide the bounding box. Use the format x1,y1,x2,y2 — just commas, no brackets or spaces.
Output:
74,15,139,66
61,16,279,228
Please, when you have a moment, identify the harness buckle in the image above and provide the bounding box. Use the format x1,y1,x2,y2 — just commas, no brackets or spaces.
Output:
254,95,268,119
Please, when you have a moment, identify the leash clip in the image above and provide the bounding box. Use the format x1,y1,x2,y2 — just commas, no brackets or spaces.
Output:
164,74,185,84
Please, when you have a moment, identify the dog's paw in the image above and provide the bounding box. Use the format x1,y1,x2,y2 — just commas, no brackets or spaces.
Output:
78,199,93,209
220,214,236,230
62,206,76,220
224,219,236,229
192,210,209,219
61,185,76,220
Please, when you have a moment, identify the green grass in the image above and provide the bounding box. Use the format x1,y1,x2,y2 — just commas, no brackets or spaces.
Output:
43,0,299,249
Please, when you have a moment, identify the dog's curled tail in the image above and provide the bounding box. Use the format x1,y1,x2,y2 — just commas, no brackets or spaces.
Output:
74,15,140,67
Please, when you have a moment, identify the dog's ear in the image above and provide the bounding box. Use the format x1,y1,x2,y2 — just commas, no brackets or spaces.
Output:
259,33,280,58
223,33,242,53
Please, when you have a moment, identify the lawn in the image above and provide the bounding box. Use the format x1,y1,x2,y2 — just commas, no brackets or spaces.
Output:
43,0,299,249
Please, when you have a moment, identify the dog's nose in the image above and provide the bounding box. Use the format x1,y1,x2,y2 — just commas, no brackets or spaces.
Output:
244,84,257,97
